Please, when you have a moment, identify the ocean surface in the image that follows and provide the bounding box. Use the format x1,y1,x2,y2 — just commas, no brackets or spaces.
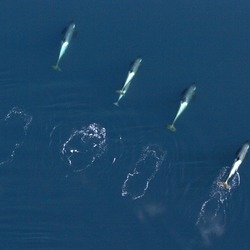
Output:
0,1,250,249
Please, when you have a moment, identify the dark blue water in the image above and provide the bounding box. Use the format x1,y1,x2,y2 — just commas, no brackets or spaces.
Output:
1,1,250,249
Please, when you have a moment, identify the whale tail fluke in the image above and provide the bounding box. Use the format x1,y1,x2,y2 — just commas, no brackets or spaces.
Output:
113,102,119,107
218,181,230,189
167,124,176,132
52,65,61,72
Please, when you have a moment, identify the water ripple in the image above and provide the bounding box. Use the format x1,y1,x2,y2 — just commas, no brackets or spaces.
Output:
0,107,32,166
196,166,240,246
61,123,107,172
121,144,166,200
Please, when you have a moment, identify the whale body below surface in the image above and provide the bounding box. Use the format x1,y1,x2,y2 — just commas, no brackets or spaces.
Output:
167,83,196,132
52,21,76,71
218,141,249,189
114,57,142,106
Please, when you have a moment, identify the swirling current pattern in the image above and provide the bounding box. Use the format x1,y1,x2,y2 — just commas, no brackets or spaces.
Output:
0,107,32,166
121,145,166,200
61,123,107,172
